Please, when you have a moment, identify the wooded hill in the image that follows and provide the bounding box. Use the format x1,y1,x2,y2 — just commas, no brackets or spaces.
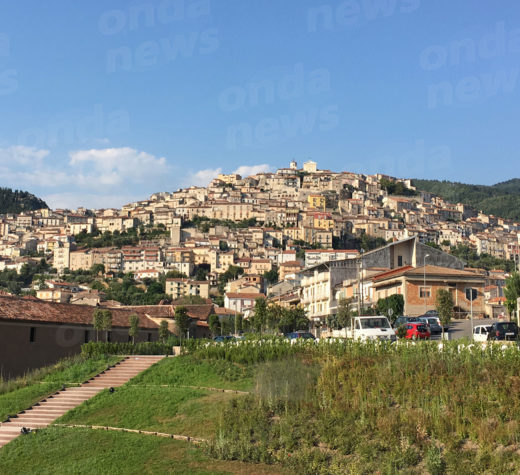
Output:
413,178,520,221
0,187,48,214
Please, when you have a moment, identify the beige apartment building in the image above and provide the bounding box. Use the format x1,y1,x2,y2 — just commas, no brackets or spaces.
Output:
165,278,210,299
69,250,94,271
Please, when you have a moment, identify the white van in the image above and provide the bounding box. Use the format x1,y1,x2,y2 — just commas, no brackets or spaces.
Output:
473,325,492,342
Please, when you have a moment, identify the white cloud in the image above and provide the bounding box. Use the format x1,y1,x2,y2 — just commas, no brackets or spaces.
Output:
0,145,50,166
69,147,168,186
233,164,272,176
183,167,222,187
182,163,272,188
0,146,172,210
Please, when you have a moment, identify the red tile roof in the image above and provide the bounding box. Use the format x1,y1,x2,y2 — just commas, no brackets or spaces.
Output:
225,292,265,299
0,295,158,329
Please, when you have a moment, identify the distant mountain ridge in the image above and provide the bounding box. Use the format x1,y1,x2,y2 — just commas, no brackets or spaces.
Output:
412,178,520,221
0,187,48,214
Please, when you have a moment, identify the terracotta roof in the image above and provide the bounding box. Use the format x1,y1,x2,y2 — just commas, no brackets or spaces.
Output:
373,265,486,282
214,307,239,315
0,295,158,329
371,266,414,281
281,261,302,267
225,292,265,299
171,304,213,321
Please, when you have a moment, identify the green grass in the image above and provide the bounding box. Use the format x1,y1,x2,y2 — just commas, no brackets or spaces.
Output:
56,386,236,438
207,344,520,474
130,355,254,391
17,343,520,473
0,355,122,422
56,356,253,438
0,426,287,474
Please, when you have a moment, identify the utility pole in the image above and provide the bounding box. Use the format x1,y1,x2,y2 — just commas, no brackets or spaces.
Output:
466,287,476,340
357,257,361,316
360,248,364,315
423,254,430,314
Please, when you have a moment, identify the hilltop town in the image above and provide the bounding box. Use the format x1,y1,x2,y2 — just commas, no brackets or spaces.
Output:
1,160,519,336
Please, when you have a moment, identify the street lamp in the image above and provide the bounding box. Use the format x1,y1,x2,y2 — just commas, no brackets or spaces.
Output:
423,254,430,314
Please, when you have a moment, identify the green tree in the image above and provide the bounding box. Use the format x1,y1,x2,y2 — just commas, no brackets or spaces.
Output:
221,317,233,335
251,297,268,333
337,298,353,329
278,307,309,334
128,313,139,344
396,325,407,339
174,306,191,340
164,269,188,279
208,314,221,337
504,272,520,319
376,294,404,324
235,313,243,334
195,267,208,281
102,310,112,342
92,309,104,342
263,268,279,285
91,263,105,275
159,320,170,343
436,289,454,340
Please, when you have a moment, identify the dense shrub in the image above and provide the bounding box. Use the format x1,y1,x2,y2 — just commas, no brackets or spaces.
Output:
206,339,520,473
81,341,173,358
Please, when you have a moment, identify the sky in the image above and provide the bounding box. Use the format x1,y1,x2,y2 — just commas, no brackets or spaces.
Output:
0,0,519,209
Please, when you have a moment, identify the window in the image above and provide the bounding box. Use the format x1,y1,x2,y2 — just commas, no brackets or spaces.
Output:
419,287,431,298
147,333,152,342
29,327,36,343
84,330,89,343
107,331,112,342
397,255,403,267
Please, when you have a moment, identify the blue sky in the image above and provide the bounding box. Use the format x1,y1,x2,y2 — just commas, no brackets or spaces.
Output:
0,0,519,208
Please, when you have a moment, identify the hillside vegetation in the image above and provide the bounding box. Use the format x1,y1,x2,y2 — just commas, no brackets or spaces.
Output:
0,187,48,214
413,178,520,220
3,341,520,473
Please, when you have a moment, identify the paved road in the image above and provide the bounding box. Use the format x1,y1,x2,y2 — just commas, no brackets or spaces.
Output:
438,318,500,340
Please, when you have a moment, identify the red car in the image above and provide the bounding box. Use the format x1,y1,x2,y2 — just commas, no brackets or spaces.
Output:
404,322,430,340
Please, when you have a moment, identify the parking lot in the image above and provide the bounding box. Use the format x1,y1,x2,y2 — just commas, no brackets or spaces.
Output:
441,318,501,340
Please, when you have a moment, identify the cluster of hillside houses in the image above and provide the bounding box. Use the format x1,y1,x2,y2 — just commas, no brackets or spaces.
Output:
1,161,518,377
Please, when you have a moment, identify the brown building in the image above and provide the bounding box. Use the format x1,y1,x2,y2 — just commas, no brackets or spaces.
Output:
0,296,159,379
372,265,486,317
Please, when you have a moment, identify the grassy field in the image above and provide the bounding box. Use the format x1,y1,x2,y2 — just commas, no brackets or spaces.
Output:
4,340,520,473
0,355,122,422
56,356,254,438
129,356,254,391
201,340,520,474
0,426,286,474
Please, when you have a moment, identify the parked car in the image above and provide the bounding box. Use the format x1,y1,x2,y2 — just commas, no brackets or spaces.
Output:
488,321,519,341
213,335,235,342
419,314,448,332
473,325,493,342
418,316,442,335
404,322,431,340
393,316,419,329
285,331,315,340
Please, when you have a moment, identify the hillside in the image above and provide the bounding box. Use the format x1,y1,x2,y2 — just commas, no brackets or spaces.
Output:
2,342,520,473
412,178,520,221
0,187,48,214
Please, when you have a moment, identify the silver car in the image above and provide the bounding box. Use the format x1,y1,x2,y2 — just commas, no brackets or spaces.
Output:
418,316,442,335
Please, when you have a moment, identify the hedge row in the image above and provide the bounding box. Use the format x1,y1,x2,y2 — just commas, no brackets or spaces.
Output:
81,341,173,358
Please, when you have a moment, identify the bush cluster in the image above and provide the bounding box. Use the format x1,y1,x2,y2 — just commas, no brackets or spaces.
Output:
81,341,173,358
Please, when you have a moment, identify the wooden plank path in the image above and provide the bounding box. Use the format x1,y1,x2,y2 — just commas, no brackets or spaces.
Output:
0,355,165,448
